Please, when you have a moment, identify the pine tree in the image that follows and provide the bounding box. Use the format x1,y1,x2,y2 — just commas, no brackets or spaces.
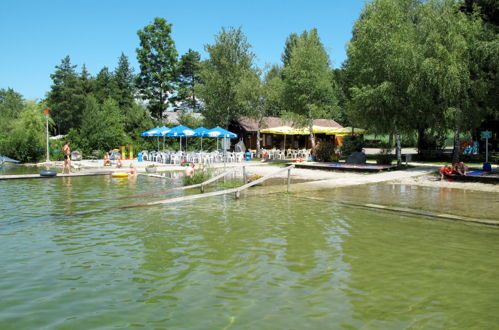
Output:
177,49,202,111
94,67,116,103
79,96,125,151
47,56,86,134
136,17,178,120
114,52,136,109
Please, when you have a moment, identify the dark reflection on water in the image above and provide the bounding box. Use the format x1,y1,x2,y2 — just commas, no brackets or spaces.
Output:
0,176,498,328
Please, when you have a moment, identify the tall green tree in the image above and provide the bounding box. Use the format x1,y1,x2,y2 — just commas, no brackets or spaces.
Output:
347,0,416,137
282,29,338,150
94,67,116,103
177,49,202,111
0,88,24,133
282,30,324,70
0,101,46,162
114,52,136,110
346,0,483,160
123,103,154,138
331,65,352,125
461,0,498,138
136,17,178,120
199,26,256,127
282,33,300,68
79,64,93,95
78,96,125,151
415,0,483,162
236,69,267,153
47,56,86,134
461,0,499,26
262,65,285,117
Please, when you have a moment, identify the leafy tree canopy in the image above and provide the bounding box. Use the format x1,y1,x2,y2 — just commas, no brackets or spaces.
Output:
346,0,484,153
46,56,86,134
136,17,178,120
199,26,256,127
0,88,24,133
78,96,125,152
282,28,338,124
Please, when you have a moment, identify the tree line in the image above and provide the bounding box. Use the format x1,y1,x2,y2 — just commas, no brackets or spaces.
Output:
0,0,496,162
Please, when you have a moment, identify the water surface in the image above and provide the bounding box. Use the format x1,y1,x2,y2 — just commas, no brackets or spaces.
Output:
1,174,498,329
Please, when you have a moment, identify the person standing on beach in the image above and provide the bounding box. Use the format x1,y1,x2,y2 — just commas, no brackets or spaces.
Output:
62,141,71,174
103,152,111,166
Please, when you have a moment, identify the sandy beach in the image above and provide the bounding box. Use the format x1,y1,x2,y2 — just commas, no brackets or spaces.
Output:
35,159,499,193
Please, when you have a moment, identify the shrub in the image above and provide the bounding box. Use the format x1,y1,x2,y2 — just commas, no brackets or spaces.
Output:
375,152,395,165
182,169,212,186
0,101,45,162
316,140,338,162
375,143,394,165
340,135,365,157
49,139,65,161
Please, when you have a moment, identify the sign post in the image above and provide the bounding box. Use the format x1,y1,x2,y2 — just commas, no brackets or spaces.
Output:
44,109,51,162
480,130,492,171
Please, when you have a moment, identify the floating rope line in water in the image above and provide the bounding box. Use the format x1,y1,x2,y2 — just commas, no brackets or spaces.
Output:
295,195,499,226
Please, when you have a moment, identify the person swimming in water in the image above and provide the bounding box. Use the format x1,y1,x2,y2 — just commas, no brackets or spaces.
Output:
183,163,195,177
127,163,138,176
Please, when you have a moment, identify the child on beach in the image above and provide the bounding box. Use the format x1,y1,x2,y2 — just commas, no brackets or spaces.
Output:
103,152,111,166
440,165,452,180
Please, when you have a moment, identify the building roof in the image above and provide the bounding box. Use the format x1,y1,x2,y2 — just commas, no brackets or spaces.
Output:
164,111,204,125
237,116,343,132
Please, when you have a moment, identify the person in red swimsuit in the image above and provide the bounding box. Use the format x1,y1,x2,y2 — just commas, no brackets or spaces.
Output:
440,165,453,180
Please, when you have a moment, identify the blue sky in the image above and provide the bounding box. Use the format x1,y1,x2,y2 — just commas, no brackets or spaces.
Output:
1,0,366,101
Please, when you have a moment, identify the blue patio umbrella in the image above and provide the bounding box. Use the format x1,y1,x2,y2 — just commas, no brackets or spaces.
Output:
193,127,210,151
140,126,170,150
140,126,162,137
157,126,171,150
205,126,237,150
164,125,196,151
205,126,238,138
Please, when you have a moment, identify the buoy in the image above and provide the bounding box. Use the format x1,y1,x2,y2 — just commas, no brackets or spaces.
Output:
112,172,128,178
40,170,57,177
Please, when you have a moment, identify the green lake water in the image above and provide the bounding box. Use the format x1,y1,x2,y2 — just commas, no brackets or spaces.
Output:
1,170,498,329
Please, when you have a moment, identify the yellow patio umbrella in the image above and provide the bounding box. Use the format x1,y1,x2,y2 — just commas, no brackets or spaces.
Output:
259,126,296,135
325,127,366,136
260,125,342,149
260,125,338,135
259,126,299,150
311,125,338,134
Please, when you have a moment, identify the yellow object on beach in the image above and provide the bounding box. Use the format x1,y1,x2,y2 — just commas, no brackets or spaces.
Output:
112,172,128,178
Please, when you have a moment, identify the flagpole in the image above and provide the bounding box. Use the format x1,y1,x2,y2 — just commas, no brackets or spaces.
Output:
44,109,51,162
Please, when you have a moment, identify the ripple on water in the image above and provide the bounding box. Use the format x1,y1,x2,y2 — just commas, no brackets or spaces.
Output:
0,177,499,328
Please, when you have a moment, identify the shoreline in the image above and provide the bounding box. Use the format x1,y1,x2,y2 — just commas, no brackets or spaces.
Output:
11,159,499,193
243,163,499,193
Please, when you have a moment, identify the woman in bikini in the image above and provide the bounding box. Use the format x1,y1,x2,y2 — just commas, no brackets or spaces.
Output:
62,141,71,174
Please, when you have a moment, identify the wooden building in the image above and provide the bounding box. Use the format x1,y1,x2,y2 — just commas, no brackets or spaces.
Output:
229,116,343,150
